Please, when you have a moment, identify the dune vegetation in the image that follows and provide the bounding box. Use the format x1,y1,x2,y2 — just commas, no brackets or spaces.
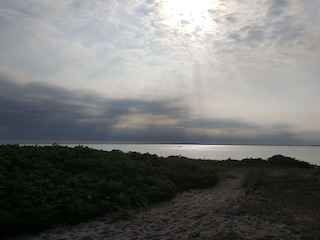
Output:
0,144,218,238
239,156,320,239
1,145,319,239
211,155,320,239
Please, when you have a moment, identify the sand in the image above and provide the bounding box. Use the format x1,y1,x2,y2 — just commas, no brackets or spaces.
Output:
16,173,300,240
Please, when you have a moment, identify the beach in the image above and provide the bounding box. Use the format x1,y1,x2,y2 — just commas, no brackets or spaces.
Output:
18,171,300,240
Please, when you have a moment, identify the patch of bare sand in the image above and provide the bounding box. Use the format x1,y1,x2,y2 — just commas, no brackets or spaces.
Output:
19,173,300,240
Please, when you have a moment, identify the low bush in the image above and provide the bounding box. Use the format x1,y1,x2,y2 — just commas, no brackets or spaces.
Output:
241,167,320,238
0,145,218,238
267,155,314,168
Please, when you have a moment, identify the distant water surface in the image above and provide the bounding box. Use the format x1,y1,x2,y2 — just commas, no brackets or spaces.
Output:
63,144,320,166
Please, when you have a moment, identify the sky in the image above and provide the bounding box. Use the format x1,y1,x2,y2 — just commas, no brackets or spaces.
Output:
0,0,320,145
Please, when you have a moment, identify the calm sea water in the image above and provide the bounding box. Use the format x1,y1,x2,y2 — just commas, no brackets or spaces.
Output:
63,144,320,166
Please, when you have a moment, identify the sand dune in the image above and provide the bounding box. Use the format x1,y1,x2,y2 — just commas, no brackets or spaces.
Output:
18,173,298,240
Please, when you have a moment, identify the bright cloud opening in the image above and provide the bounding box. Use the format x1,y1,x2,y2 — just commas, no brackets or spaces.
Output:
162,0,216,32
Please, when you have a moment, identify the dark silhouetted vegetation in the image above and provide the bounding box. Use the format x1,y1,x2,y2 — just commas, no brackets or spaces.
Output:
1,145,318,239
206,154,320,238
267,154,313,168
0,144,218,238
240,157,320,238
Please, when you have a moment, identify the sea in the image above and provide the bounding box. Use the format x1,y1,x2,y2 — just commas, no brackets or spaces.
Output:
60,144,320,166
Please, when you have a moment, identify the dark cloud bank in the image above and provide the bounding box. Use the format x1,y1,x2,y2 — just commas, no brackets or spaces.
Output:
0,75,313,145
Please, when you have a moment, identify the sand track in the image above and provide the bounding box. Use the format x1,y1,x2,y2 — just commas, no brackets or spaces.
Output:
19,174,299,240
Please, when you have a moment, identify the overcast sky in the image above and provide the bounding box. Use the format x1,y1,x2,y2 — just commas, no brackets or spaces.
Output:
1,0,320,144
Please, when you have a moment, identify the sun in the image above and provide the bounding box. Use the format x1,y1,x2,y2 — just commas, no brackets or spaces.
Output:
163,0,215,32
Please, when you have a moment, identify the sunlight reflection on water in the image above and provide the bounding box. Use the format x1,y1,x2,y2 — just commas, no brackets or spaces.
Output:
64,144,320,166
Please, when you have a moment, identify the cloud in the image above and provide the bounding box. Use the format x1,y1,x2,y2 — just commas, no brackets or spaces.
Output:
0,74,311,145
181,119,262,130
302,0,320,21
269,15,305,42
225,15,237,23
0,74,188,142
266,0,290,17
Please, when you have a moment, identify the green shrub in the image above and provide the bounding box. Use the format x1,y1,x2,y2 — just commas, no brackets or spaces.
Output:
268,155,313,168
0,145,218,238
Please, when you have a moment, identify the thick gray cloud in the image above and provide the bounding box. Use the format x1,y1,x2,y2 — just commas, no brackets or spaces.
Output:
0,75,312,145
181,119,261,130
0,75,192,142
266,0,290,17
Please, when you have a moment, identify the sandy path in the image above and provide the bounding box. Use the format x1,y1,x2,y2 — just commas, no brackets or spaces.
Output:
19,174,299,240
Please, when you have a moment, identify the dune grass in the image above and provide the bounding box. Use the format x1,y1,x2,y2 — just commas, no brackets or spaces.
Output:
208,155,319,238
238,156,320,239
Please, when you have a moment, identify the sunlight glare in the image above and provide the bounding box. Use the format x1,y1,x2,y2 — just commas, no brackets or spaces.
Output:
163,0,216,31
